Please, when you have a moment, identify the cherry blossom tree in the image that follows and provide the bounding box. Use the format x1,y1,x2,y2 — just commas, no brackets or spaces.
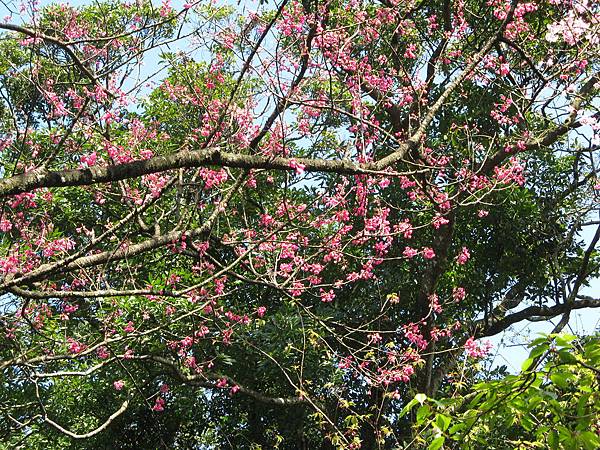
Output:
0,0,598,447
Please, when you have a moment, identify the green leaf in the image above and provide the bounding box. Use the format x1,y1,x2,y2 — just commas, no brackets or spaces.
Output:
521,414,534,432
428,436,445,450
550,372,569,389
576,393,590,417
529,336,549,347
553,334,576,347
435,414,452,432
548,429,559,450
521,357,534,372
399,399,419,418
579,431,600,450
529,343,549,359
416,405,431,425
467,391,485,408
448,422,465,436
558,350,577,364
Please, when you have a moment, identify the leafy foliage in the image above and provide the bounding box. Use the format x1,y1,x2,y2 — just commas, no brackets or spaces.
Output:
0,0,598,448
408,334,600,450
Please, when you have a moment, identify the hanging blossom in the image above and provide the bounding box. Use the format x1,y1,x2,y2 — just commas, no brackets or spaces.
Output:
289,159,306,175
152,397,165,412
456,247,471,265
545,1,599,46
320,289,335,303
464,337,493,358
429,293,442,314
403,246,418,258
494,157,526,186
452,287,467,302
422,247,436,259
67,338,87,354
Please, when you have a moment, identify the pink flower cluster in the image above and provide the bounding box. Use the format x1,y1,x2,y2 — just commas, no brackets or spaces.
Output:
464,337,493,358
456,247,471,265
289,159,306,175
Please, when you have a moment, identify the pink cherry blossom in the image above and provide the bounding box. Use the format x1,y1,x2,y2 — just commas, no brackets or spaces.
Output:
152,397,165,412
456,247,471,265
320,289,335,303
422,247,436,259
403,246,418,259
289,159,306,175
464,337,493,358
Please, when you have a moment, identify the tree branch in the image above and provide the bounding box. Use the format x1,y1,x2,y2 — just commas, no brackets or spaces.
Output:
8,285,181,299
145,355,307,407
43,398,130,439
480,72,600,174
477,296,600,338
0,147,402,197
1,174,245,289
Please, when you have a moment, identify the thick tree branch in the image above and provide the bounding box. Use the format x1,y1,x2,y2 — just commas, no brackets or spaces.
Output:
0,147,397,197
476,297,600,338
8,285,181,299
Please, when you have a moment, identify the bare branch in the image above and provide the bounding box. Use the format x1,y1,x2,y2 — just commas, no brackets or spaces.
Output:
43,398,130,439
143,355,307,406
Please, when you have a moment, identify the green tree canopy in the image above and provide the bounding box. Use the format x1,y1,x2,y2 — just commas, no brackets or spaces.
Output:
0,0,598,448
